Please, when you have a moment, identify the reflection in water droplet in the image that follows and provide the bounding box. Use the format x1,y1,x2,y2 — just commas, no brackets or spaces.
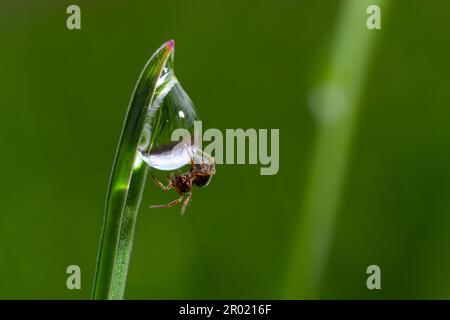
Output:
138,59,199,171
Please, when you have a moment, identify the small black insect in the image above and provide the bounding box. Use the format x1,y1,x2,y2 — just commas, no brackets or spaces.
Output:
150,151,215,215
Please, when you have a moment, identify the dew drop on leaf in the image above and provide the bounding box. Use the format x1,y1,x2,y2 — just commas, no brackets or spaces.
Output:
138,57,200,171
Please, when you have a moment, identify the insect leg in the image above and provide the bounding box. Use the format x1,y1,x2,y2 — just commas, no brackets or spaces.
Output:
151,173,173,191
180,192,192,216
149,196,183,209
182,142,197,167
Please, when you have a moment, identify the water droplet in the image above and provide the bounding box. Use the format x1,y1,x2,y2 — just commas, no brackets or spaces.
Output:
138,58,199,171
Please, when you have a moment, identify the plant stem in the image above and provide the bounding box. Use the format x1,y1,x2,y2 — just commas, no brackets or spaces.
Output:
92,40,174,300
284,0,390,298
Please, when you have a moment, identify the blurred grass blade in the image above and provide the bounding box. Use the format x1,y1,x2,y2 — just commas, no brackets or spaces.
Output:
284,0,390,298
92,40,175,300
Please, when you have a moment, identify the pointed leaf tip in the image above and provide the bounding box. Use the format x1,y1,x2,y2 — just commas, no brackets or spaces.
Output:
166,39,175,50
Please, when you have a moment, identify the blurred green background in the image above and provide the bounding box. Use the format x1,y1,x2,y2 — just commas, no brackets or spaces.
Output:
1,0,450,299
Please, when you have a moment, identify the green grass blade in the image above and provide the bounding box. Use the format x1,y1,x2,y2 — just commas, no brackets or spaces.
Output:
92,40,175,300
284,0,390,298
